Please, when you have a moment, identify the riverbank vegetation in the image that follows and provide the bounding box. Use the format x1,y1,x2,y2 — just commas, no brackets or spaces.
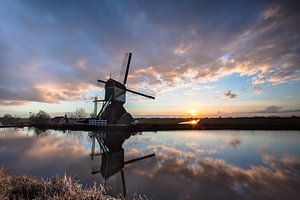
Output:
0,169,143,200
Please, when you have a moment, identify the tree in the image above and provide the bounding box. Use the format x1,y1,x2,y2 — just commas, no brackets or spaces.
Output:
1,114,14,125
29,110,50,125
68,108,88,119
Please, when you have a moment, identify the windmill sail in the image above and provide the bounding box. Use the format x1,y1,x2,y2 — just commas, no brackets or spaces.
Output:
126,88,155,99
97,79,107,88
118,53,132,84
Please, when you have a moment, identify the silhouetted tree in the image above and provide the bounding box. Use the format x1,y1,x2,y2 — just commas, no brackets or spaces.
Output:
1,114,14,125
29,110,50,126
68,108,88,119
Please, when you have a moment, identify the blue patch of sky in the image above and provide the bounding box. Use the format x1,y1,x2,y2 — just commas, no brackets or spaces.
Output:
248,80,300,108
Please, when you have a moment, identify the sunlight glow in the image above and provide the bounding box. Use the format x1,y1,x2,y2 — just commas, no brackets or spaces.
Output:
191,119,198,125
179,119,200,125
189,109,198,117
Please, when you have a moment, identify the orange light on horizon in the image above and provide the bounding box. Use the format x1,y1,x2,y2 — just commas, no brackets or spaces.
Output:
188,109,199,118
191,119,198,124
179,119,200,125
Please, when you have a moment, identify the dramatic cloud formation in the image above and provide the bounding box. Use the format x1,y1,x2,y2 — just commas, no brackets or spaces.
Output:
0,0,299,115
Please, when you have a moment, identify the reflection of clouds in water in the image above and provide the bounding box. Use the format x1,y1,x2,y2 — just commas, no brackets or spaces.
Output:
228,137,241,149
126,143,221,163
124,134,156,149
125,146,300,200
129,134,155,142
185,142,199,150
185,142,219,155
127,148,143,157
0,131,91,180
25,135,88,157
263,154,300,172
2,129,300,199
147,145,181,156
281,155,300,170
0,129,29,138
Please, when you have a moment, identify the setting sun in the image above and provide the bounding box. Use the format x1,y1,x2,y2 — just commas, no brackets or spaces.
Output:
189,109,199,117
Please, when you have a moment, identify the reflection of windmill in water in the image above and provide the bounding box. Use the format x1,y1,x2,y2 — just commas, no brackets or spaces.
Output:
95,53,155,125
89,131,155,197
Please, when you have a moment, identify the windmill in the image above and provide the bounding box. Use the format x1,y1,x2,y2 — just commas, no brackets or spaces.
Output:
96,53,155,125
90,131,155,197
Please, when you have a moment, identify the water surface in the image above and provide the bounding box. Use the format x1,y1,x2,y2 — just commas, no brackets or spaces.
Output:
0,128,300,199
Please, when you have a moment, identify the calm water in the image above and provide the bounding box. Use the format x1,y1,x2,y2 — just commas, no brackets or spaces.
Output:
1,128,300,199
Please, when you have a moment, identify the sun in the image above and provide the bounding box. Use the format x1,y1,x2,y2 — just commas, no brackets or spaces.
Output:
189,109,198,117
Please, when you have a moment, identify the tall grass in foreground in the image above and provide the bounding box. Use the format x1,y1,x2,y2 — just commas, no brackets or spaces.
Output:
0,169,144,200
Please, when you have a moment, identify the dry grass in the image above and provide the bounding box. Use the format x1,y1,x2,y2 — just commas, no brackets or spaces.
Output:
0,169,144,200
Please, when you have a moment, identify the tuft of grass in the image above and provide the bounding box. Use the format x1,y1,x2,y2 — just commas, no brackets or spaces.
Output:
0,169,143,200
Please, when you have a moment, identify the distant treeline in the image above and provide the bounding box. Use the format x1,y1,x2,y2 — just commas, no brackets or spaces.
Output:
1,114,300,130
135,116,300,130
0,108,89,127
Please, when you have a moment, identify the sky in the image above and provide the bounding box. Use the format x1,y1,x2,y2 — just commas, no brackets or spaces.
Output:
0,0,299,117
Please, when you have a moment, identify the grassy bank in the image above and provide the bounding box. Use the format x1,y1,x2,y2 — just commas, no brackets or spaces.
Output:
0,169,143,200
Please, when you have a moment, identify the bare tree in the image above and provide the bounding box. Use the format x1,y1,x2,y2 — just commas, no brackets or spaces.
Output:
68,108,88,119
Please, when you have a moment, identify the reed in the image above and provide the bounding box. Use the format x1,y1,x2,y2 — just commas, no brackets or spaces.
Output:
0,169,144,200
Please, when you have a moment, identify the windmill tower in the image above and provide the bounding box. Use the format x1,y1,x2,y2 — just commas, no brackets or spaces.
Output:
96,53,155,125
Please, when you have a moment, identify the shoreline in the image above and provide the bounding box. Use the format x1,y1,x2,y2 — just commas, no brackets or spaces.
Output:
1,117,300,131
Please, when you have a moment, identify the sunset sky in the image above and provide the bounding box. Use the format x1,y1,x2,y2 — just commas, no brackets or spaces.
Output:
0,0,299,117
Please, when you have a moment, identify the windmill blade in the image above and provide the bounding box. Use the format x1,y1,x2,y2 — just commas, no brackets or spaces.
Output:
124,153,155,165
121,169,127,197
123,53,132,84
97,79,107,84
90,135,95,160
126,88,155,99
97,79,107,87
118,53,132,84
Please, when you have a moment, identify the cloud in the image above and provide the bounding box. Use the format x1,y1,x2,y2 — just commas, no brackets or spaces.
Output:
253,85,263,93
228,137,241,149
33,83,95,103
127,1,300,88
0,1,299,105
0,100,28,106
224,90,238,99
261,105,282,113
0,82,95,105
262,5,281,20
254,106,300,114
174,43,191,55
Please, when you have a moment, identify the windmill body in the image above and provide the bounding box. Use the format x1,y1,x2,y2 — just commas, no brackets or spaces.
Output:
104,79,126,103
96,53,154,125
